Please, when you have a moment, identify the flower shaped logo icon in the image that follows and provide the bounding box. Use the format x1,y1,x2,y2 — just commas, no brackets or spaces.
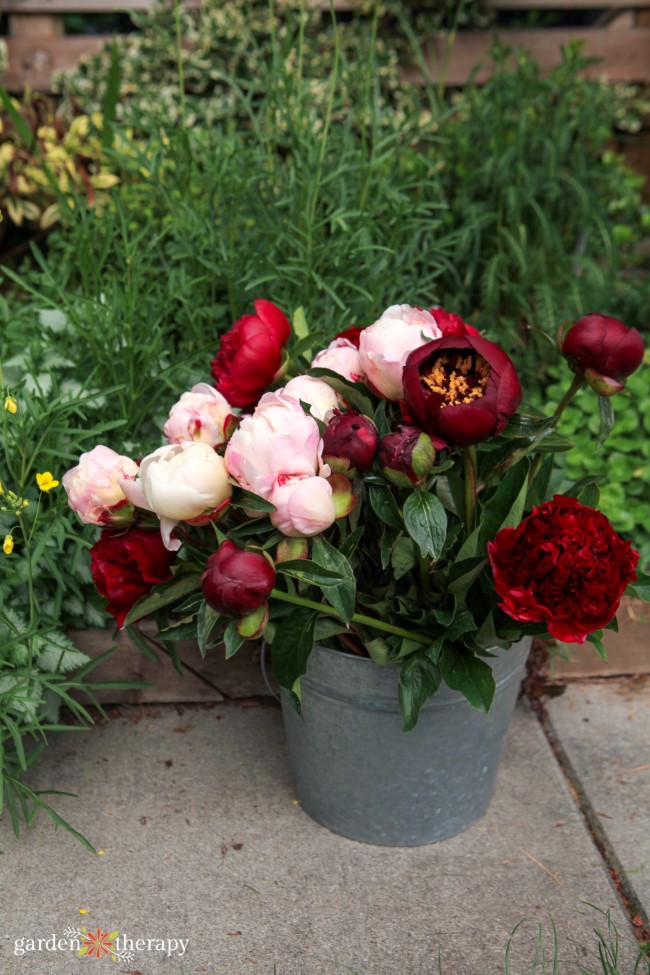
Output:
79,928,118,959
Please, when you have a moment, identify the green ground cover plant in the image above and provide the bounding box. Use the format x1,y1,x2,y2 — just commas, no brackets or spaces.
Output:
541,360,650,572
0,376,138,846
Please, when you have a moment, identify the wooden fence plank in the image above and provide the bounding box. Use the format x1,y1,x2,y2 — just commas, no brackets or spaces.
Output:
489,0,650,7
0,0,199,10
402,27,650,86
3,35,105,90
5,26,650,92
3,0,650,8
7,13,64,35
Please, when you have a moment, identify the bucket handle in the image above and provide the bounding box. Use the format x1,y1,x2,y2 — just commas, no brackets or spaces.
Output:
260,639,281,702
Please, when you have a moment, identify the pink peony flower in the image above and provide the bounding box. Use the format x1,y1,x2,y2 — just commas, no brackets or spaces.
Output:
268,474,335,537
311,337,366,384
280,375,340,422
358,304,442,400
62,445,139,526
163,383,236,448
122,442,232,551
224,392,326,501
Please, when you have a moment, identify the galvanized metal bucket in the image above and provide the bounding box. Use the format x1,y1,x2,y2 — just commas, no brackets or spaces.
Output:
281,639,531,846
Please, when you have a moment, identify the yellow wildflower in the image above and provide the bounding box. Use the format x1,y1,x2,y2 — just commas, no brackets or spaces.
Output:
36,471,60,492
3,535,14,555
4,395,17,413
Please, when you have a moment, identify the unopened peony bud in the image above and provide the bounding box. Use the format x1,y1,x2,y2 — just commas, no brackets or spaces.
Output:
560,313,644,395
327,473,357,519
237,603,269,639
584,369,625,397
202,541,276,617
379,425,436,488
322,412,379,476
276,537,309,563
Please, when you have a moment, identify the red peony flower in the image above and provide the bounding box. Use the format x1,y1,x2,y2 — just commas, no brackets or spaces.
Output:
402,335,522,447
487,495,639,644
210,300,291,408
333,325,365,348
430,307,481,337
202,540,276,616
90,527,176,628
560,313,644,396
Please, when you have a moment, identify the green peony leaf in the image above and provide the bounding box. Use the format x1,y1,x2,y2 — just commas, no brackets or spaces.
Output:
270,607,317,702
439,646,495,713
403,491,447,560
368,484,403,530
312,537,356,622
398,652,441,731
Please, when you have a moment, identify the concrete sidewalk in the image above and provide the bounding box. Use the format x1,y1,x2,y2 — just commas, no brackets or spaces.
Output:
0,678,648,975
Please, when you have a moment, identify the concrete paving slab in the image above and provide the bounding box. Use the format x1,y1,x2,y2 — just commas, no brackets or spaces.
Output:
546,678,650,921
0,700,641,975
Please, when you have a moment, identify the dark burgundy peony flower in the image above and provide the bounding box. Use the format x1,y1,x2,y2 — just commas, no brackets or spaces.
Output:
430,307,481,338
379,425,436,488
560,313,644,396
90,527,176,628
210,300,291,409
402,335,522,447
487,495,638,644
202,540,276,617
322,412,379,475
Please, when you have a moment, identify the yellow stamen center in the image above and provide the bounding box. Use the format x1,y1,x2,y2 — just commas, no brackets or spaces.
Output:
421,353,490,407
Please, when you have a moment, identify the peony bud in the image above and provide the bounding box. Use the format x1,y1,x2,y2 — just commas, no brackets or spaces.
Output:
322,412,379,476
327,473,357,519
276,537,309,563
267,474,335,538
237,603,269,639
379,425,436,488
560,313,644,395
583,369,625,398
202,541,276,617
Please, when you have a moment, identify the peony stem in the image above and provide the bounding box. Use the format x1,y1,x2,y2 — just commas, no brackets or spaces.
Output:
270,589,431,645
529,373,585,486
551,373,585,424
463,445,477,536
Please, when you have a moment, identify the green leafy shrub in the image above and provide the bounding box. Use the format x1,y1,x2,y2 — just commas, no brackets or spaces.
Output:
54,0,492,132
0,92,122,232
435,44,650,362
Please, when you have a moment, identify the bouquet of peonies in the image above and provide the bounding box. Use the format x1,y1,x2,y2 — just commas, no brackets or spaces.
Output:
63,302,648,728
